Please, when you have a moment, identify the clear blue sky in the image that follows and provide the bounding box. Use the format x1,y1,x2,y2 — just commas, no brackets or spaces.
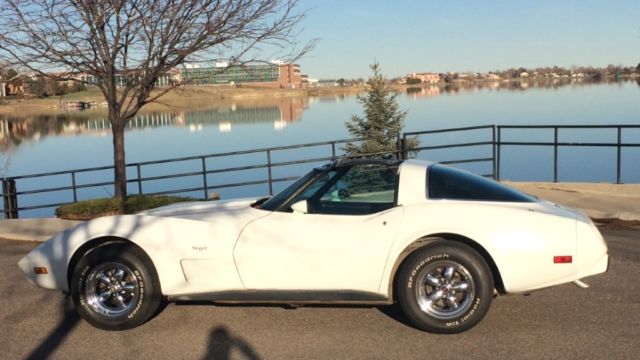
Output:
296,0,640,79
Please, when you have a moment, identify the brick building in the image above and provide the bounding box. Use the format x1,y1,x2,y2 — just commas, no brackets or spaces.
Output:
407,72,441,84
180,62,304,88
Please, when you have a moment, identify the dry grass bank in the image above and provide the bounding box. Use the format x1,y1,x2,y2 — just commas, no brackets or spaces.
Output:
0,85,365,117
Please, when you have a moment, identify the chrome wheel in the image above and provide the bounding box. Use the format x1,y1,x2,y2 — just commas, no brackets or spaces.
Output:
415,260,475,320
85,262,140,317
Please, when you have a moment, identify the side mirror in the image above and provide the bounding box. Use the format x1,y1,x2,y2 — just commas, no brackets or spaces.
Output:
290,200,308,214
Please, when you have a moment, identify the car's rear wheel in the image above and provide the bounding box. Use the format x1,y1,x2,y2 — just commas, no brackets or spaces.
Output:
397,240,493,333
70,243,162,330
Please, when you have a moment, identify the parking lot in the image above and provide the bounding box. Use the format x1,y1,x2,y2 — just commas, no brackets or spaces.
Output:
1,225,638,360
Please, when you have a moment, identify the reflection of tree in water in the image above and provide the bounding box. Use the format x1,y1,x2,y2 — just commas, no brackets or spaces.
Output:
203,326,261,360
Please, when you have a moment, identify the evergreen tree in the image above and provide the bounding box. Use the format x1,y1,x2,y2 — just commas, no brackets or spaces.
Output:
344,62,418,158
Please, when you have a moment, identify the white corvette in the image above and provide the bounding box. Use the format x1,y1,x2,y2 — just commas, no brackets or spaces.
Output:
19,159,608,333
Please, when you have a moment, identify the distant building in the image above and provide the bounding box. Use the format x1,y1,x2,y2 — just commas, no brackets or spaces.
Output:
180,63,304,88
0,74,25,97
78,69,180,88
316,79,338,87
407,72,441,84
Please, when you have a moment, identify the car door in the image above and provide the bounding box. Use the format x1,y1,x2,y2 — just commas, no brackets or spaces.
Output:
234,163,403,294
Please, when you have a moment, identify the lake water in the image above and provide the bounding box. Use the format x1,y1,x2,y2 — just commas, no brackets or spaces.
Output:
1,79,639,217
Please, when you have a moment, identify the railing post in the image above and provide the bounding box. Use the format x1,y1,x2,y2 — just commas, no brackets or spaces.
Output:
492,125,497,180
496,127,501,181
396,138,405,160
553,127,559,182
397,133,407,160
201,157,209,199
136,164,143,195
403,135,408,160
2,178,18,219
616,127,622,184
266,150,273,195
331,142,336,160
1,179,6,219
71,172,78,202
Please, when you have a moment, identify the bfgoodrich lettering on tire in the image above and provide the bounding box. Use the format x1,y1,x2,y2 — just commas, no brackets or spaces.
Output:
70,243,162,331
397,240,493,334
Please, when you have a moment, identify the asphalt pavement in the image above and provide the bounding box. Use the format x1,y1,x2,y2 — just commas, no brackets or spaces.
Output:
0,225,638,360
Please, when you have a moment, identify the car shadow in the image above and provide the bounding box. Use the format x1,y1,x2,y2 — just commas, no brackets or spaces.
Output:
202,326,261,360
376,304,419,330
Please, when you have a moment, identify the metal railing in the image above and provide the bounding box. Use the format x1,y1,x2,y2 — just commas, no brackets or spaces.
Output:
1,137,402,219
495,125,640,183
3,124,640,218
403,125,497,178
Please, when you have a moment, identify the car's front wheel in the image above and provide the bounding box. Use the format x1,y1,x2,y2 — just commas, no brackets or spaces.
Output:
70,243,162,330
397,240,493,333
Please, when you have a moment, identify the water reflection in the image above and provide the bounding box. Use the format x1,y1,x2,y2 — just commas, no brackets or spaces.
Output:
0,97,309,153
406,86,440,98
1,79,636,155
404,77,629,97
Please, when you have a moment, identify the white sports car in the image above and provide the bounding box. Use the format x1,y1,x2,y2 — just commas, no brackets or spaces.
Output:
19,159,609,333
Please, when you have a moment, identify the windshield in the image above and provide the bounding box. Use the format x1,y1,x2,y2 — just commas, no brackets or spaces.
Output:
259,169,319,211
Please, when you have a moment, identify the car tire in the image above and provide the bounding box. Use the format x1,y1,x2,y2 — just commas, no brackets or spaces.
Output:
70,243,162,330
397,240,493,334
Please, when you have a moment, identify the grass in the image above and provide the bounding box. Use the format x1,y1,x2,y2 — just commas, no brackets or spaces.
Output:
55,195,196,220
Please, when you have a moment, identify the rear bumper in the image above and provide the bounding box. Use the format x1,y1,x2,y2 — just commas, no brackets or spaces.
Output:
576,254,609,280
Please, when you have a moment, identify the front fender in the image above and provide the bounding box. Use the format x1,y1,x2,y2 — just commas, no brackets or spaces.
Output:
18,214,244,295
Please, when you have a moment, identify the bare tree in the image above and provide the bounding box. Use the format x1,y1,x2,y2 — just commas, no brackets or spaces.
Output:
0,0,311,210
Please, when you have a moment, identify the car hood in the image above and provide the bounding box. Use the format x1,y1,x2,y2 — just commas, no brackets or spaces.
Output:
138,197,269,222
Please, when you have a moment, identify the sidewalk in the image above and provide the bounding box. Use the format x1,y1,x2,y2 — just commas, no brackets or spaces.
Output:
506,182,640,221
0,182,638,242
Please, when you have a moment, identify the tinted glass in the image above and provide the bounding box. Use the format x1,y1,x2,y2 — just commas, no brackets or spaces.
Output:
259,170,318,211
427,164,535,202
289,170,341,205
307,164,399,215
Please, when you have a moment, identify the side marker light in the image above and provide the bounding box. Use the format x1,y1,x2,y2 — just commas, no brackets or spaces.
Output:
553,256,572,264
34,267,48,275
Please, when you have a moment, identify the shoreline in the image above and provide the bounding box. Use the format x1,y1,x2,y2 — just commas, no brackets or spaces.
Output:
2,77,637,118
0,85,366,117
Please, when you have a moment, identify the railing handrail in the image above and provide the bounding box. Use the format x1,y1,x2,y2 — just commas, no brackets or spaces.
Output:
2,137,360,181
404,124,495,136
497,124,640,129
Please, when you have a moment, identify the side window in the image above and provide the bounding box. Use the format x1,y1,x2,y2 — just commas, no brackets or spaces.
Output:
309,164,399,215
427,164,535,202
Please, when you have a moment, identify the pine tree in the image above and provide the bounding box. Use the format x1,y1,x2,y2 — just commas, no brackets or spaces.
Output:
345,62,418,158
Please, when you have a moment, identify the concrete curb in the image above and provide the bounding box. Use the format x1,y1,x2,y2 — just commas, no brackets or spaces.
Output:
0,219,81,242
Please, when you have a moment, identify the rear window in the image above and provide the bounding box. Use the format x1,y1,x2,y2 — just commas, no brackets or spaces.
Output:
427,164,535,202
